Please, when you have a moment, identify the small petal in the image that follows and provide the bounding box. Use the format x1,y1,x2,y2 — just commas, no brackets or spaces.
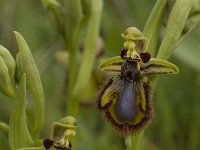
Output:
98,56,123,73
141,58,179,75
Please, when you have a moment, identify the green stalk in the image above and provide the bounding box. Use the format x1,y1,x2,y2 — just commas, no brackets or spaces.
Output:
67,0,103,116
125,132,143,150
0,121,9,135
64,0,82,95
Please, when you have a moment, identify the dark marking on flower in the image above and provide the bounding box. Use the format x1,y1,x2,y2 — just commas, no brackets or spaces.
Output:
120,49,128,58
140,52,151,63
43,139,54,149
53,141,72,150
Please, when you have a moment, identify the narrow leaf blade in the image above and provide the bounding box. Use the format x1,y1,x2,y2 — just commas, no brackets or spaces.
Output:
14,31,45,139
9,74,34,150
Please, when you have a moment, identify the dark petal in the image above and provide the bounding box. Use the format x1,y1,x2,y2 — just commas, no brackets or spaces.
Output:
115,82,136,121
140,52,151,63
120,48,128,58
43,139,54,149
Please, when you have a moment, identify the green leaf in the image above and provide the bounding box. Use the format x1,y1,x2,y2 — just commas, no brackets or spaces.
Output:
143,0,167,56
9,74,34,150
157,0,194,60
178,13,200,46
98,56,123,73
14,31,45,140
174,27,200,73
0,56,16,97
141,58,179,75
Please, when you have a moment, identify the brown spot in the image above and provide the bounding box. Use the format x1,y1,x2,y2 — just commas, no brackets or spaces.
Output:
43,139,54,149
140,52,151,63
120,49,128,58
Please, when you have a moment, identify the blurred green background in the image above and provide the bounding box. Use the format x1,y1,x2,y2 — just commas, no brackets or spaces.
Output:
0,0,200,150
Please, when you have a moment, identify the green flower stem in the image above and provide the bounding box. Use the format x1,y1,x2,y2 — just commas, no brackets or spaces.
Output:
64,0,82,111
125,132,143,150
143,0,167,57
67,0,103,116
0,121,9,135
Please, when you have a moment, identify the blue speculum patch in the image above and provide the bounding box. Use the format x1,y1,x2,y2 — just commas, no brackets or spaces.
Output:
115,82,136,121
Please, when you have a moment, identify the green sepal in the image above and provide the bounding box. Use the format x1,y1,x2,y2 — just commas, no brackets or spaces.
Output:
141,58,179,75
98,56,123,73
14,31,45,140
0,56,16,97
9,74,34,150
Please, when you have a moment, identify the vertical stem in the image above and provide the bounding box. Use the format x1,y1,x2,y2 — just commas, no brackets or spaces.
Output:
67,0,103,116
126,132,143,150
66,1,103,149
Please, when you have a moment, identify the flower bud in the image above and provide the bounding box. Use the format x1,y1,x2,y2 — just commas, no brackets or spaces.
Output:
42,0,65,36
0,45,16,97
